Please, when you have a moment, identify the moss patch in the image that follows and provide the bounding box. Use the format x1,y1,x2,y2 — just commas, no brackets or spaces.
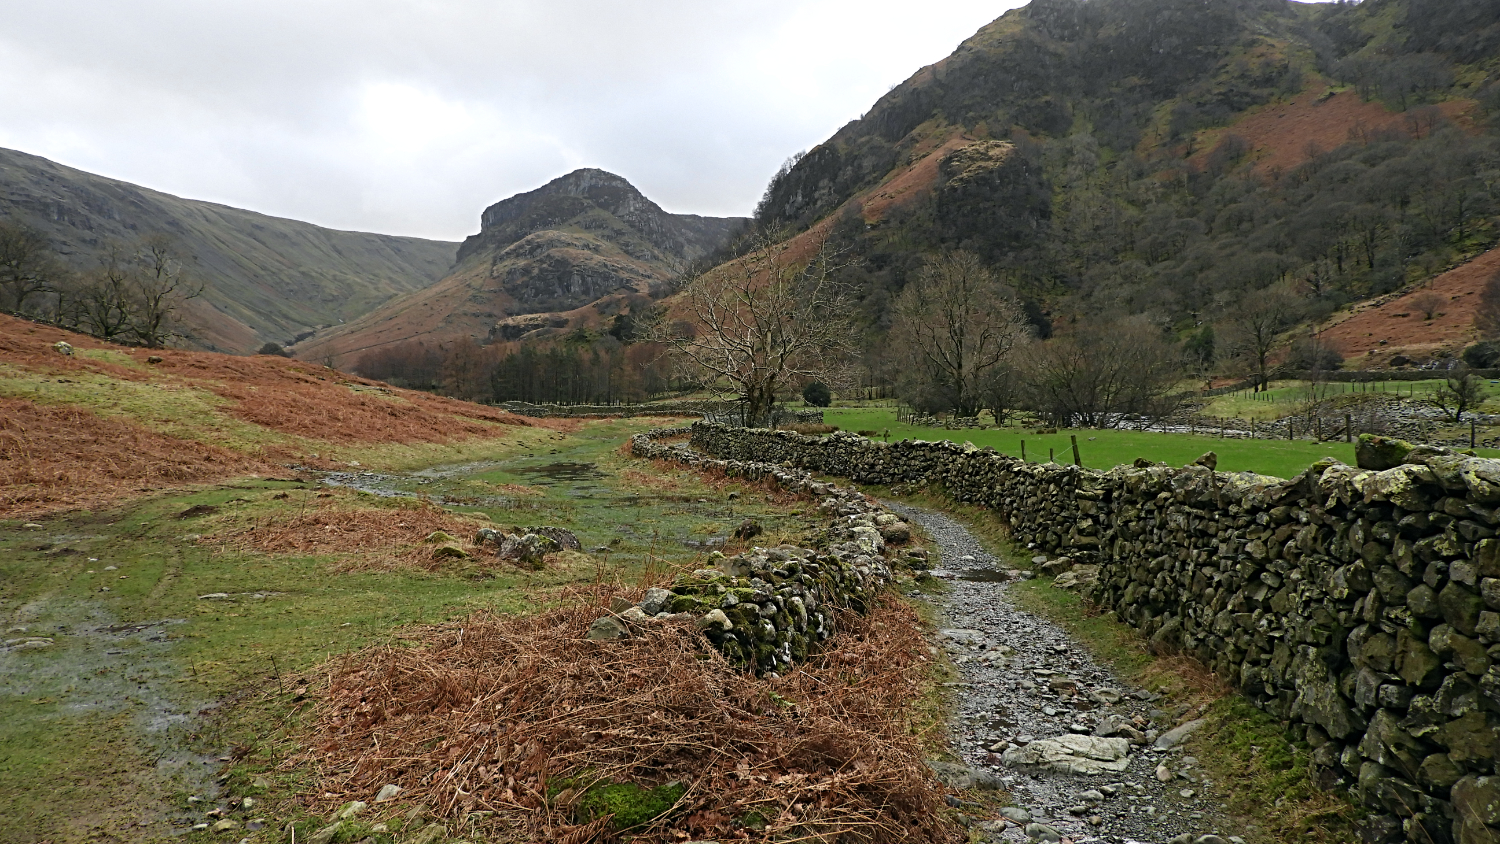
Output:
574,780,686,830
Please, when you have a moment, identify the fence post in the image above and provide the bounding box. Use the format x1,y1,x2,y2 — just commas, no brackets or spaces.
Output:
1473,419,1478,449
1021,440,1026,461
1288,420,1294,440
1346,414,1353,443
1070,435,1082,467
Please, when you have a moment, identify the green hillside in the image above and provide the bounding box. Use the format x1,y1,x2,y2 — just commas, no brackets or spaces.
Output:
0,147,457,353
753,0,1500,354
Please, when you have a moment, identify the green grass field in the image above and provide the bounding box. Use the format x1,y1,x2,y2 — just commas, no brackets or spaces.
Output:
824,407,1393,478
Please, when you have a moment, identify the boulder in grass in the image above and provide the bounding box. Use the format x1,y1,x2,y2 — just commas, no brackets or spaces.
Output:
498,533,560,569
525,526,581,551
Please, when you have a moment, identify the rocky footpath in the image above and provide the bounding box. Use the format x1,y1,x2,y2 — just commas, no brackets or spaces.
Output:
687,423,1500,843
896,503,1244,844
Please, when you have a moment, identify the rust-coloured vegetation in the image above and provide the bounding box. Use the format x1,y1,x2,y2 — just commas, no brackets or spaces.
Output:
304,591,958,843
0,314,554,517
0,397,269,518
205,494,493,572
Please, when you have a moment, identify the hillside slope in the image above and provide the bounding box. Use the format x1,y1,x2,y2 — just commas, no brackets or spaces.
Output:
291,169,746,368
0,148,457,353
0,314,550,518
746,0,1500,357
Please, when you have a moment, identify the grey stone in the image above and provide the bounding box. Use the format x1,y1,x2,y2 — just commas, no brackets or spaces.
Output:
999,806,1032,823
1453,775,1500,826
374,784,403,803
585,617,628,641
1443,583,1486,636
926,760,1004,791
697,609,733,630
1410,584,1442,618
1023,822,1062,842
1002,735,1131,775
638,587,672,616
497,532,560,568
1154,718,1206,749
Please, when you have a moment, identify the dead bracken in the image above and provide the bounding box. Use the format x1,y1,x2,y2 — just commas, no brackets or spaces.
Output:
302,588,957,843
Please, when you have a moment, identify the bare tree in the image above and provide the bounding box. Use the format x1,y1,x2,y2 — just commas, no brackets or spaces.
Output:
1224,284,1302,391
61,236,201,346
890,251,1029,417
1411,290,1445,321
128,234,201,348
656,230,856,425
1430,365,1484,423
0,217,66,315
1020,317,1183,428
69,244,136,341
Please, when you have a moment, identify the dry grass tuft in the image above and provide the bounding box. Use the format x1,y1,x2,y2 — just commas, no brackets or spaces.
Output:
302,591,958,843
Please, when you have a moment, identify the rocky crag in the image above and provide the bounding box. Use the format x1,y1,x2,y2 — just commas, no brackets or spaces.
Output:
686,422,1500,844
291,170,746,367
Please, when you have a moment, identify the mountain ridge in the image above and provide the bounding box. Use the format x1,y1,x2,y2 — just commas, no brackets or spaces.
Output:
0,146,458,353
739,0,1500,367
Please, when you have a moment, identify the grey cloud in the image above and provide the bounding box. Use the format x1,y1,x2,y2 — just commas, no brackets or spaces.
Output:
0,1,1022,238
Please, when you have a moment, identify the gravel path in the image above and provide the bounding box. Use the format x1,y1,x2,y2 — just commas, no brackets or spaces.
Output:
887,502,1250,844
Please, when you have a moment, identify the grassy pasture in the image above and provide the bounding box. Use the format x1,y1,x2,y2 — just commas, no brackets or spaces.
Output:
1201,377,1490,421
821,407,1380,478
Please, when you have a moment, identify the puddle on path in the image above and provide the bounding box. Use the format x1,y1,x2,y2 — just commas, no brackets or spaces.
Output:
514,462,605,483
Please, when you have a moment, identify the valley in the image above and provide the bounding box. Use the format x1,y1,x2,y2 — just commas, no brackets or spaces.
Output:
7,0,1500,842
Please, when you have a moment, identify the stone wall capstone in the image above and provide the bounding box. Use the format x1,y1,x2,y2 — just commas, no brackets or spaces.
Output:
682,421,1500,844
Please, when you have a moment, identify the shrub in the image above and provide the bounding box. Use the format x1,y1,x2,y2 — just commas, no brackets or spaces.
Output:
1463,341,1500,369
802,381,832,407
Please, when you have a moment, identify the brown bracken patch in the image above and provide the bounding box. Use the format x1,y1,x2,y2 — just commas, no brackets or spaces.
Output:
0,314,573,516
206,494,491,572
1319,247,1500,363
0,398,271,519
303,591,957,844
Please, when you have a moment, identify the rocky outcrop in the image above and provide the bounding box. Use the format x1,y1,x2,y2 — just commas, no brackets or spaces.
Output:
683,421,1500,843
290,170,746,367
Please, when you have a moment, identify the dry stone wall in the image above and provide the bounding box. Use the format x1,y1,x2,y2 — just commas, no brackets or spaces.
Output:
613,427,914,678
684,422,1500,844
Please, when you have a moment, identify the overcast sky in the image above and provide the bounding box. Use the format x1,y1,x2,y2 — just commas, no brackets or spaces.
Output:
0,2,1031,241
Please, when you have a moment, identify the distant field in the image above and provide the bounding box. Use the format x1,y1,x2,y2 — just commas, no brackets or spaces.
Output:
1201,378,1491,421
820,407,1499,479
